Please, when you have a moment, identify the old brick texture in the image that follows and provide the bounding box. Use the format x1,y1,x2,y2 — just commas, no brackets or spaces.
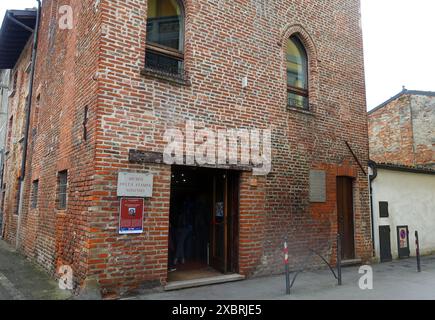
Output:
369,91,435,169
1,0,372,296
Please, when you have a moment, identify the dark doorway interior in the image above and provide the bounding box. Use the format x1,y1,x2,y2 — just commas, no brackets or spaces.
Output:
337,176,355,260
168,166,239,282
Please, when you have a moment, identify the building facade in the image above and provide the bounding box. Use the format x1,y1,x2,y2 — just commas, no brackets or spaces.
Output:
1,0,372,296
369,90,435,263
370,164,435,262
369,89,435,169
0,69,11,233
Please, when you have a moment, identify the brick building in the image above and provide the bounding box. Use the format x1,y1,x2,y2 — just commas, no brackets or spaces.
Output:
369,89,435,169
0,69,10,231
0,0,372,297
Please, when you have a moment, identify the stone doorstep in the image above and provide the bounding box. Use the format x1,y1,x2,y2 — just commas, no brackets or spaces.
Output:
164,274,246,292
341,259,363,267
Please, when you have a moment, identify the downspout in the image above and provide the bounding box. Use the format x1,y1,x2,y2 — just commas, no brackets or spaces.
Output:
368,160,378,256
16,1,42,249
0,77,8,239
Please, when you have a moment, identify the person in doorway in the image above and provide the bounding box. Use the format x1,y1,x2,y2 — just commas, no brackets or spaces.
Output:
174,196,194,265
168,222,177,272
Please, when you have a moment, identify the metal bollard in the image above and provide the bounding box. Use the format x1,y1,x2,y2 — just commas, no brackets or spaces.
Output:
284,236,290,295
415,231,421,273
337,234,342,286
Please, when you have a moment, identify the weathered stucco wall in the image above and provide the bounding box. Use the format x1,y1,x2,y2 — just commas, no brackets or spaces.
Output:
372,169,435,259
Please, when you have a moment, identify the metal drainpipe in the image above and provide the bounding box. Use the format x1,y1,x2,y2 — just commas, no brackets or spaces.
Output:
16,0,42,249
0,83,7,239
368,160,378,256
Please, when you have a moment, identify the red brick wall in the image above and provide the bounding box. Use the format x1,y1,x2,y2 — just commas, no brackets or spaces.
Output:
93,0,371,294
2,0,101,288
369,93,435,168
2,39,32,246
369,95,414,166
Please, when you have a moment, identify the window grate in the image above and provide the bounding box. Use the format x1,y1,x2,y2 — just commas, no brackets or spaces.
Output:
31,180,39,209
287,93,309,110
57,171,68,210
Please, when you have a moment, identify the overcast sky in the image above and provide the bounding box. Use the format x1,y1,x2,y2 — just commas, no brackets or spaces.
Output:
1,0,435,110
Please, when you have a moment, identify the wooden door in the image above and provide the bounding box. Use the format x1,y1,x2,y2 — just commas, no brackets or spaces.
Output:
227,172,239,273
210,172,228,273
379,226,393,262
337,177,355,260
210,171,239,273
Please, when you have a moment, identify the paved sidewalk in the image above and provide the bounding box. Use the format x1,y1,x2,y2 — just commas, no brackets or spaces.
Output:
0,240,72,300
2,236,435,300
135,256,435,300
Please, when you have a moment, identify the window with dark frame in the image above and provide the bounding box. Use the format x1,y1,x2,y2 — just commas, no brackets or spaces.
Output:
145,0,185,78
379,201,389,218
6,116,13,150
83,106,89,141
286,35,309,110
31,180,39,209
14,180,20,215
1,184,6,214
57,171,68,210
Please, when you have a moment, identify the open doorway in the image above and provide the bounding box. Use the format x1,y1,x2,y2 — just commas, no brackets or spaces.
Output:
168,166,239,282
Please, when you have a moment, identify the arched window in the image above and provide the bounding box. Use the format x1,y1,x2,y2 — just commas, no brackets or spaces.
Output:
286,36,308,109
146,0,184,77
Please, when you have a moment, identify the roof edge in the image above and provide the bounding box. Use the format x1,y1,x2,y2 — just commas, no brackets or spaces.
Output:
373,162,435,175
368,89,435,115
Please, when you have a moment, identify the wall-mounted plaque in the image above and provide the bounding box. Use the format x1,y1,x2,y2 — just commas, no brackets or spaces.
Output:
310,170,326,203
117,172,153,198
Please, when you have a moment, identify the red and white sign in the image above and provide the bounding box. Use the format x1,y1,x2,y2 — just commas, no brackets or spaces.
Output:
119,198,145,234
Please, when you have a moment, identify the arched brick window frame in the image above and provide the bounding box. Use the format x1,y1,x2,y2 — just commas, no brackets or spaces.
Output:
281,24,320,113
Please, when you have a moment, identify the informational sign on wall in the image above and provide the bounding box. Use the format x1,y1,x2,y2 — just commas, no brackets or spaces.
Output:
119,198,145,234
117,172,153,197
397,225,410,259
309,170,326,203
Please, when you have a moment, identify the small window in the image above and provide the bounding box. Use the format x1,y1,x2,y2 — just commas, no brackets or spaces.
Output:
1,184,6,213
57,171,68,210
379,201,389,218
7,116,13,150
146,0,185,77
286,36,309,109
31,180,39,209
83,106,89,141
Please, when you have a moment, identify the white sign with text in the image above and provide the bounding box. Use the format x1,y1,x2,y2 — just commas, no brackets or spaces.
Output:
117,172,153,197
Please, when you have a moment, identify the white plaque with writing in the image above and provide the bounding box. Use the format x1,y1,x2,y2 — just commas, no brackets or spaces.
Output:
309,170,326,203
117,172,153,197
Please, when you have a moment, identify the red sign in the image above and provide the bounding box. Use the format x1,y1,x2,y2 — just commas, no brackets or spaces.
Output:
119,198,145,234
